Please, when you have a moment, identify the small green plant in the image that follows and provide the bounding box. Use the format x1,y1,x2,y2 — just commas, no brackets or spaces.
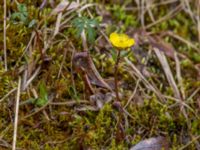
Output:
72,17,99,43
20,81,48,107
11,3,36,28
11,3,28,23
34,81,48,107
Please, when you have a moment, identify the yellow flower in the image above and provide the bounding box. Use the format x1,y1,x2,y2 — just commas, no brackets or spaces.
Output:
109,32,135,49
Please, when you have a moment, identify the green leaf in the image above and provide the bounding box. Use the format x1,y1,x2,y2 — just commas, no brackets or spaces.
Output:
35,81,48,107
72,17,99,44
120,50,132,58
19,13,27,22
19,98,36,106
11,12,22,21
35,98,47,107
87,27,96,43
39,81,48,101
17,3,27,12
72,18,84,37
192,53,200,63
68,86,79,100
76,25,84,38
88,19,99,28
22,11,28,18
11,12,27,24
110,48,117,62
11,3,29,25
28,19,37,28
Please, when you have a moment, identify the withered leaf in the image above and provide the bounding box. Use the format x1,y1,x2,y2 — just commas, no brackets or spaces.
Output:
51,1,79,15
73,52,113,91
90,92,114,109
130,136,169,150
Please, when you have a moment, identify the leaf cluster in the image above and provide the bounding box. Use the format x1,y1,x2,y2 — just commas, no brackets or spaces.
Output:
72,17,99,43
11,3,36,28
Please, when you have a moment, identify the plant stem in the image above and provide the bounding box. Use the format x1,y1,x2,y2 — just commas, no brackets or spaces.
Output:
114,50,121,101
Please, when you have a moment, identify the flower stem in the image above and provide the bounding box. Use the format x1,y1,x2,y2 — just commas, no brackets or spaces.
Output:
114,50,121,101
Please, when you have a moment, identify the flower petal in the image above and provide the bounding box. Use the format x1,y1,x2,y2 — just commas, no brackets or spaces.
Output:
109,32,135,49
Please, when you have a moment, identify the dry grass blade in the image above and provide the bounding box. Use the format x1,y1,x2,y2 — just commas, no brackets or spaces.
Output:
124,79,140,109
51,1,79,15
0,88,17,103
3,0,7,71
77,3,97,14
12,77,21,150
197,0,200,43
22,93,54,120
154,48,181,99
53,12,62,36
146,4,182,29
52,1,79,36
187,87,200,102
125,57,165,102
179,135,200,150
164,95,196,115
154,48,190,120
181,0,195,23
174,52,185,99
23,66,41,90
50,100,89,106
13,32,36,70
126,0,179,11
75,105,99,112
149,36,175,59
141,0,145,28
57,47,68,78
0,139,12,149
146,0,155,23
136,0,156,28
165,31,200,53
